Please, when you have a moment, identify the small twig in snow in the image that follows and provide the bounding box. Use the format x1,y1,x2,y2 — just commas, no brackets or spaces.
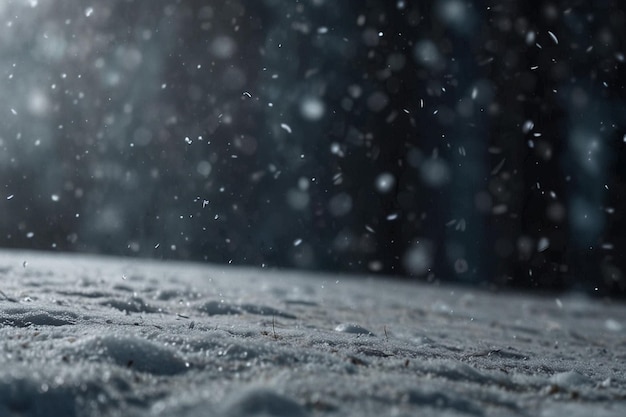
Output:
272,315,277,340
0,290,17,302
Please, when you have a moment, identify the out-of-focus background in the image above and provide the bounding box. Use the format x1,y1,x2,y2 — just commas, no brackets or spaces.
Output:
1,0,625,296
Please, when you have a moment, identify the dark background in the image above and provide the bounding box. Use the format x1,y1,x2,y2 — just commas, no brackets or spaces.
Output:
1,0,625,296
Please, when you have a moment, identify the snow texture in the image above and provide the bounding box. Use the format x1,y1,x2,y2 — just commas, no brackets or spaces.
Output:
0,250,625,417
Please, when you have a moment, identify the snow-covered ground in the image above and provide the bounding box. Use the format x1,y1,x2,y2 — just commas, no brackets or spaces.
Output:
0,249,624,417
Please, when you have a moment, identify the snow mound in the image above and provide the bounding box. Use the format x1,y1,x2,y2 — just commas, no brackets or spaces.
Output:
0,377,77,417
221,388,309,417
68,335,189,375
100,296,159,313
197,301,296,319
549,370,590,387
0,307,79,327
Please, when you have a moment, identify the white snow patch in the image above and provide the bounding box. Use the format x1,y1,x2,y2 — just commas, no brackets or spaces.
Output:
0,250,624,417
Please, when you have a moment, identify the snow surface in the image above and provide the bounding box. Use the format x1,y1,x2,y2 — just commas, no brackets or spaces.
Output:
0,249,625,417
